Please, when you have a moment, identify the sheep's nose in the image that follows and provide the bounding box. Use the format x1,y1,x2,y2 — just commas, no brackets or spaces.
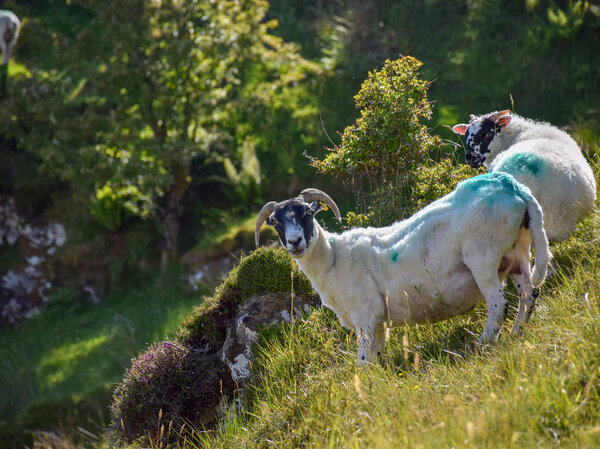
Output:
466,153,483,168
288,236,303,248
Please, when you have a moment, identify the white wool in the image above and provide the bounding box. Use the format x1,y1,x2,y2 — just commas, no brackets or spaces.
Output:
484,113,595,242
264,174,551,363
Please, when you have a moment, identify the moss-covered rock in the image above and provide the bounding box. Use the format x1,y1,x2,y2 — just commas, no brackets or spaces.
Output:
110,246,318,446
178,246,317,348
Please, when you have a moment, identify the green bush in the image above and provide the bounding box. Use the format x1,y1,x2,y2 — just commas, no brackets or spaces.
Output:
310,56,476,227
346,158,478,227
312,56,440,184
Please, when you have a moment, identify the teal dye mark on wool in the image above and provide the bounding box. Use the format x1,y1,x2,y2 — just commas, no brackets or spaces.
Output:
497,152,547,178
389,240,406,264
451,172,531,208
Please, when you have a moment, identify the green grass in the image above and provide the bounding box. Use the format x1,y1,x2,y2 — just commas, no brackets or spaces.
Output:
188,214,278,262
0,265,209,447
185,209,600,448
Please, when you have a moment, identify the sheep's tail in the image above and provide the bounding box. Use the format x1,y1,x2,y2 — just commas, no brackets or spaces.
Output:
525,193,551,286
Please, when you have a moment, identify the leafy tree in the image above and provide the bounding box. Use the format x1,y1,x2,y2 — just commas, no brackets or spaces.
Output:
64,0,314,267
0,0,316,269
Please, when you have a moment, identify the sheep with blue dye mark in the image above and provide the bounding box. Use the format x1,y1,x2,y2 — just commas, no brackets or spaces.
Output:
453,110,596,242
255,175,551,363
0,10,20,66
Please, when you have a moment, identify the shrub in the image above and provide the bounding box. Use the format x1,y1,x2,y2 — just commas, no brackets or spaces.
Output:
312,56,440,183
311,56,477,227
111,246,317,445
346,158,478,227
110,341,232,446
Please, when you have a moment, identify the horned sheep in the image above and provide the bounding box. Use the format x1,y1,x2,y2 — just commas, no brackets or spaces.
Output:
255,174,551,363
452,110,596,242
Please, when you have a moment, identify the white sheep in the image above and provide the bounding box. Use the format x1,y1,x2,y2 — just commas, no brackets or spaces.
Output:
255,175,551,363
452,110,596,242
0,10,20,66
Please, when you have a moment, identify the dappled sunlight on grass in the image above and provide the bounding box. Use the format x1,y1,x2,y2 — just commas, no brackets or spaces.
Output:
38,334,110,386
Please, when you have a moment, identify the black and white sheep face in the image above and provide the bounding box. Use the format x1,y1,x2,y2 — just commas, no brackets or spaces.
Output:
453,110,512,168
267,200,322,258
463,118,499,168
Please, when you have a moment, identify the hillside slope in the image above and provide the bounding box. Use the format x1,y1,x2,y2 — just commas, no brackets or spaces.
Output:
193,188,600,448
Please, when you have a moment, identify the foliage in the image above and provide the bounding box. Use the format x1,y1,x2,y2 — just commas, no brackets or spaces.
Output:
71,0,317,261
312,56,440,183
0,0,318,262
346,158,478,227
110,341,230,446
311,56,470,227
89,183,152,231
223,139,263,209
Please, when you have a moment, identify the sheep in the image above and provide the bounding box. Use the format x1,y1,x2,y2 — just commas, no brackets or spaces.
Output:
452,110,596,242
0,10,20,66
255,175,551,363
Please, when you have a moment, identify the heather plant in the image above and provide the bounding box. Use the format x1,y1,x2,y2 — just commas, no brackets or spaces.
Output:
110,246,317,445
110,341,231,446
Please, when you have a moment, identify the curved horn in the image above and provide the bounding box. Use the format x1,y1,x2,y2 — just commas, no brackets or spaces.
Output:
299,188,342,223
255,201,277,247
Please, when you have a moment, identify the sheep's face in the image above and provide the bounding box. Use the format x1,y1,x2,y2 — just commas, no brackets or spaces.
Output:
452,111,512,168
463,117,499,168
267,200,323,258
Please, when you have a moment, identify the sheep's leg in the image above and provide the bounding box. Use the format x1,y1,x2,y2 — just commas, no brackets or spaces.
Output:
464,248,509,344
478,281,508,345
466,262,508,344
356,322,386,364
357,327,372,364
510,262,539,335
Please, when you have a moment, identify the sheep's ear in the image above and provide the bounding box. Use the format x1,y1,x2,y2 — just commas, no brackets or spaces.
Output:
308,200,324,215
452,124,468,135
495,111,512,129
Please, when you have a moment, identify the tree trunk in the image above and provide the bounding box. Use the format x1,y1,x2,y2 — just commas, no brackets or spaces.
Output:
160,161,190,270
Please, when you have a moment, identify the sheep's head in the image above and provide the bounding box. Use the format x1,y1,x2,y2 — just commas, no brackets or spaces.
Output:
255,188,341,258
452,110,512,168
0,11,20,64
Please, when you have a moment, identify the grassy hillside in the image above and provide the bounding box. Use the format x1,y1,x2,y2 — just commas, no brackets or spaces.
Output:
0,266,208,448
187,187,600,448
1,0,599,447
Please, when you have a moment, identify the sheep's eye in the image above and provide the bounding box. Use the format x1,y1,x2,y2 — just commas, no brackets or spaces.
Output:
484,131,494,140
306,209,312,216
